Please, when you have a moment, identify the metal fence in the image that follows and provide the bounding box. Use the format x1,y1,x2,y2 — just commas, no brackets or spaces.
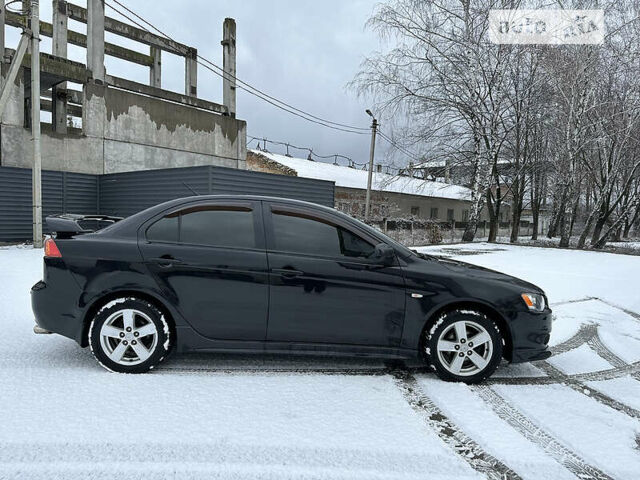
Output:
368,218,534,246
0,167,99,242
0,165,335,242
98,166,334,218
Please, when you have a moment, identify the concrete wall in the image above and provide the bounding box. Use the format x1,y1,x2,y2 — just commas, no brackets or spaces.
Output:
0,70,247,174
87,84,247,174
1,125,105,174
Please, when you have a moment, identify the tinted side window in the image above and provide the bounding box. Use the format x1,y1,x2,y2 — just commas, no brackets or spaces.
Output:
180,206,255,248
147,205,255,249
146,215,178,243
340,228,375,258
272,211,374,259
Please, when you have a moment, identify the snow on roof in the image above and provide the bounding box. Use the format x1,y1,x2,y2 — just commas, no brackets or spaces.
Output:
252,150,472,201
416,158,512,169
418,159,447,168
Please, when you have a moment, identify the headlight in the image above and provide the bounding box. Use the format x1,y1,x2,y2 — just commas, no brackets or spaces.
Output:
521,293,546,312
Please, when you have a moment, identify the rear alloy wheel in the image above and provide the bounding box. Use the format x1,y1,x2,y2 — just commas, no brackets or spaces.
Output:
89,297,171,373
426,310,502,383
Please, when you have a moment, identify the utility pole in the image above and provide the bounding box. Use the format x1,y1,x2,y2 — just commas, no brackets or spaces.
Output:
364,109,377,222
221,18,236,117
30,0,42,248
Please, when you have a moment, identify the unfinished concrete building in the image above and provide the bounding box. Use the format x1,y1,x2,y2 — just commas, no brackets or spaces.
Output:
0,0,246,174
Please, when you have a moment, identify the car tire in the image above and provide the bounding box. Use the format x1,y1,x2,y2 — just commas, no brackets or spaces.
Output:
425,309,503,384
88,297,171,373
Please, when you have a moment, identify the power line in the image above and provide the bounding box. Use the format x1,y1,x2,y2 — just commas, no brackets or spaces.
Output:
377,130,423,164
103,1,424,173
105,0,369,135
196,54,369,133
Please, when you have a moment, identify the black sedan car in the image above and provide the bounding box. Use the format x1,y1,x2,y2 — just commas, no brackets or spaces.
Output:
32,195,551,383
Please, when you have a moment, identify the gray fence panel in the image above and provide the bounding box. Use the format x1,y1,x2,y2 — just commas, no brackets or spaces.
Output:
98,167,210,218
210,167,335,207
65,172,99,215
0,167,100,241
1,165,335,241
0,167,32,242
42,170,64,222
99,166,335,217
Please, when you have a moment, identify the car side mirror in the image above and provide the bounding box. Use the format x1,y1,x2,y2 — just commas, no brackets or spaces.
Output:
373,243,395,266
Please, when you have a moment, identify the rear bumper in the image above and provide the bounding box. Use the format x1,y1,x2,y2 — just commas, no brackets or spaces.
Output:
33,325,52,334
31,276,84,345
509,309,553,363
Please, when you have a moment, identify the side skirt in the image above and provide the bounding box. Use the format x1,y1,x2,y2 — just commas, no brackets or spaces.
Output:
175,326,417,359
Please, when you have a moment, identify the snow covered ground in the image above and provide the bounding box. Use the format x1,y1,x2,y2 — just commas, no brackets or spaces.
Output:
0,243,638,479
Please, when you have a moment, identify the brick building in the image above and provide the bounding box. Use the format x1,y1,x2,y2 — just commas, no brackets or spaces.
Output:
247,150,500,222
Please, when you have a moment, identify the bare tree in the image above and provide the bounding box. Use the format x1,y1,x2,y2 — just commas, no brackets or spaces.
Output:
352,0,517,242
355,0,640,248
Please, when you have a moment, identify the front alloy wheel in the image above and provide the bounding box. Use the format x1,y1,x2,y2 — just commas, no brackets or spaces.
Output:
89,297,171,373
426,310,502,383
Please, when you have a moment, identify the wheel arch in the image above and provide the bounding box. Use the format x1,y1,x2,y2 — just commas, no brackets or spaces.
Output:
418,300,513,361
80,290,177,348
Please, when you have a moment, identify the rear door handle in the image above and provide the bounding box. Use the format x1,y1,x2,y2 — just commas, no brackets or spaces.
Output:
271,268,304,278
148,256,185,268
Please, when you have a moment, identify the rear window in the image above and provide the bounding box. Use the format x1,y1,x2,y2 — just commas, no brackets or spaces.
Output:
147,205,255,248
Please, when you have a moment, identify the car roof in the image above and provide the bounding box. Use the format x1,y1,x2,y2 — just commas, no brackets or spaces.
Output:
162,194,332,208
90,194,415,258
153,195,339,216
98,195,338,237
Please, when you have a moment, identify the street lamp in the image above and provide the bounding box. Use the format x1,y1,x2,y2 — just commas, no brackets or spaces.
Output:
364,109,377,222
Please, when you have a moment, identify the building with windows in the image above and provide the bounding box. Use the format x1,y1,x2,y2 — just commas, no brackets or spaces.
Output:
247,150,500,222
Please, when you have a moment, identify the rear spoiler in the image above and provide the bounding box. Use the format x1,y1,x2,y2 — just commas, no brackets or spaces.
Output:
46,214,123,238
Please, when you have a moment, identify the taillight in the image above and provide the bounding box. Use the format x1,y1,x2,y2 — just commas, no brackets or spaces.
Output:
44,238,62,258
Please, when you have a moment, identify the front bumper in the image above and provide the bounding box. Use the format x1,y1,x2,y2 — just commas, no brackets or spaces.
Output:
508,308,553,363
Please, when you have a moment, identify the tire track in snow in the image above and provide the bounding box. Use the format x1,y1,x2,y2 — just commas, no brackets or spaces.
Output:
550,323,598,355
552,297,599,307
471,385,614,480
488,322,640,386
590,297,640,323
537,361,640,420
486,362,640,386
0,441,448,478
585,329,640,380
160,366,392,376
391,368,523,480
486,376,557,386
587,332,628,368
573,361,640,382
160,357,435,377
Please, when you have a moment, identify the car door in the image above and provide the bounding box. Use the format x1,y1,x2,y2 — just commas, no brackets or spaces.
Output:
138,199,269,341
264,202,406,347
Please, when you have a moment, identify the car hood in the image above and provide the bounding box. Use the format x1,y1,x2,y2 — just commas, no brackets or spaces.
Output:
418,254,543,293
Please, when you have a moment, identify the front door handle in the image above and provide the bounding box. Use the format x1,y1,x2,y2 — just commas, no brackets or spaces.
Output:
337,261,381,271
272,268,304,278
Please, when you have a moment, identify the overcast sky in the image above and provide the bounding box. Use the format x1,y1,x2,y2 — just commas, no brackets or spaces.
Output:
6,0,392,166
